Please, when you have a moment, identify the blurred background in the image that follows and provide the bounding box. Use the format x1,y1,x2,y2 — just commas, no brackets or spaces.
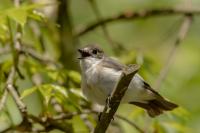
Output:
0,0,200,132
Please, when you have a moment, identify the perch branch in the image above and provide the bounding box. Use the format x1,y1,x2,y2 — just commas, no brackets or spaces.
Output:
44,109,144,133
154,14,193,90
76,8,199,37
94,64,140,133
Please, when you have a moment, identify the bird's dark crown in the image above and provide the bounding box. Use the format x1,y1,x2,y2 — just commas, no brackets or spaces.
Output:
78,44,104,59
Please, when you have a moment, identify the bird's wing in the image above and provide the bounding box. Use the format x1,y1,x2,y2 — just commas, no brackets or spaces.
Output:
100,56,126,71
143,81,163,98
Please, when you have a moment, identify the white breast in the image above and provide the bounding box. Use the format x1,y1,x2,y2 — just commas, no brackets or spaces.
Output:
80,58,110,105
80,58,154,105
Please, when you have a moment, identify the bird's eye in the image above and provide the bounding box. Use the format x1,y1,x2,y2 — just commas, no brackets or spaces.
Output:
92,49,98,54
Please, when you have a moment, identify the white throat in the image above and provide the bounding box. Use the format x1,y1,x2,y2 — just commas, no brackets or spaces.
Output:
80,57,102,72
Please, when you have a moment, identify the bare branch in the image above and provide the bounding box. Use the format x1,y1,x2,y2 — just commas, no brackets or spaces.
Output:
1,0,27,115
115,114,144,133
154,14,193,90
94,64,140,133
0,45,57,67
7,15,24,79
76,9,199,37
20,46,58,66
6,67,26,112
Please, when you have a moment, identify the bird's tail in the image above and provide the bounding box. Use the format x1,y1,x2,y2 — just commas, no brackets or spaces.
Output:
130,98,178,117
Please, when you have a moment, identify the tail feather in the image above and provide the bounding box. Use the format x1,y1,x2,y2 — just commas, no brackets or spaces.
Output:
153,98,178,110
130,99,178,117
130,81,178,117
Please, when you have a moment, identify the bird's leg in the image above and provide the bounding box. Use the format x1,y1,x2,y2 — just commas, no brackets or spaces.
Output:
98,94,116,121
98,95,112,121
106,94,115,121
98,112,102,121
106,94,111,109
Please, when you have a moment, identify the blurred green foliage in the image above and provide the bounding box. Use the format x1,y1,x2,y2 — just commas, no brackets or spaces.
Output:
0,0,200,133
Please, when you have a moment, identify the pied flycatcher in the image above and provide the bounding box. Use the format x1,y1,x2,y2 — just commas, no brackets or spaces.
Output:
78,44,178,117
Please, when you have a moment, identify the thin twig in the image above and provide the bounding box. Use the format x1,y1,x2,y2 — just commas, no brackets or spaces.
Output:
94,64,140,133
115,114,144,133
76,8,199,37
0,45,57,66
154,14,193,90
6,67,26,112
7,16,24,79
20,46,57,66
1,0,27,114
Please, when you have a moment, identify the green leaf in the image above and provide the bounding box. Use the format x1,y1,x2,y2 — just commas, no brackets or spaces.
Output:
38,85,53,106
6,94,23,126
37,84,68,106
0,3,51,27
171,107,190,121
7,8,27,26
70,88,84,98
0,15,9,42
20,3,54,11
162,122,192,133
68,71,81,83
20,87,38,99
72,116,89,133
153,121,165,133
47,70,60,81
28,10,46,22
0,111,12,132
52,84,68,97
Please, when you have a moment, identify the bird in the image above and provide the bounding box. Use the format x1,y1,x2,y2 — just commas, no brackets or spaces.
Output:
78,44,178,117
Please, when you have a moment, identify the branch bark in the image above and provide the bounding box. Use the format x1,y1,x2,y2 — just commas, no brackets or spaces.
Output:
94,64,140,133
76,8,199,37
57,0,78,70
6,67,26,113
20,46,57,66
0,0,27,118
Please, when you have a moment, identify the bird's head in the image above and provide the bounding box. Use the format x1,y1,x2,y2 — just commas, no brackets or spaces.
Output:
78,44,105,71
78,44,104,60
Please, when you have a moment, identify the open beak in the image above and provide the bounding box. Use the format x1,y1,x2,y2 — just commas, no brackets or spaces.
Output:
78,49,83,59
77,49,90,59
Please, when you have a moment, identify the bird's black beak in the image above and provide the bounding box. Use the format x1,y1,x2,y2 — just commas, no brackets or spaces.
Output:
78,49,82,53
77,49,90,59
78,49,83,59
